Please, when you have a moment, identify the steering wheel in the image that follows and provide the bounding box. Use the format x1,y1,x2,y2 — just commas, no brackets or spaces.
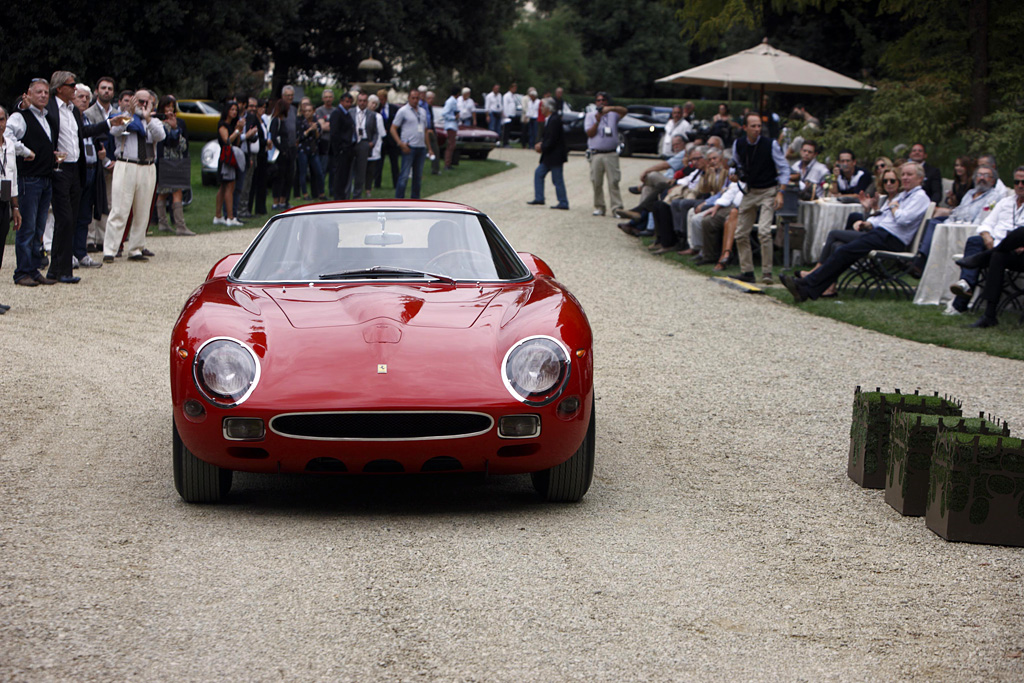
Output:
425,249,493,276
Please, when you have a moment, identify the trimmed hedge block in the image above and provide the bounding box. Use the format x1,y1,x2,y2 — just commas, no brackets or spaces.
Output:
885,412,1009,517
848,387,962,489
926,433,1024,546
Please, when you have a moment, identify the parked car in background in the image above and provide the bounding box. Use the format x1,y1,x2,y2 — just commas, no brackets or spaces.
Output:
562,111,664,157
176,99,221,140
200,139,220,186
626,105,674,123
432,107,499,160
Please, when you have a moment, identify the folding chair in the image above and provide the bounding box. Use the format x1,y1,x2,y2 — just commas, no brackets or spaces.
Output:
839,202,935,299
773,185,804,268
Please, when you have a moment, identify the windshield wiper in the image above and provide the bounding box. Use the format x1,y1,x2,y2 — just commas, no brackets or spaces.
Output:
318,266,457,285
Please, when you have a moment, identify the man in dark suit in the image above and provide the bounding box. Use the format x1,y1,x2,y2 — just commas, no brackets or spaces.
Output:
329,92,355,199
375,88,400,189
350,92,378,199
244,97,269,215
908,142,943,204
44,70,112,283
527,98,569,210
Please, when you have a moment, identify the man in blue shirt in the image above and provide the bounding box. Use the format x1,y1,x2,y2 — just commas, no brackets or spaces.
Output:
389,89,428,199
782,163,931,302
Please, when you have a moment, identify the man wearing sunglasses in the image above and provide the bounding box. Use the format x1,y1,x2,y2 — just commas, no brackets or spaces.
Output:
44,71,113,283
947,166,1024,321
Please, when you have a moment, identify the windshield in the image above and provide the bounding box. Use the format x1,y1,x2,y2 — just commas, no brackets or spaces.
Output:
232,210,531,283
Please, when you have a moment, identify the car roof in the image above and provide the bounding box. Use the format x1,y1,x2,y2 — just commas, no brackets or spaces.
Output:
279,199,481,215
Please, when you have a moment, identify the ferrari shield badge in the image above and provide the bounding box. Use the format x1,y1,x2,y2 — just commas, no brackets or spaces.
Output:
377,364,388,374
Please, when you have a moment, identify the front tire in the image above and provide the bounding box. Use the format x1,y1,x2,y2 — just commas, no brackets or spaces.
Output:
173,421,232,503
617,132,633,157
531,400,595,502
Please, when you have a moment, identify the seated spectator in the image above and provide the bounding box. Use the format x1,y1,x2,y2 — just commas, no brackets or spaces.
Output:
966,225,1024,328
781,163,930,301
946,166,1024,315
802,167,903,296
946,156,976,208
691,176,743,269
907,142,943,203
977,154,1008,196
791,140,828,199
618,136,694,220
916,165,1001,275
863,156,893,198
829,149,871,197
648,148,726,253
709,104,738,145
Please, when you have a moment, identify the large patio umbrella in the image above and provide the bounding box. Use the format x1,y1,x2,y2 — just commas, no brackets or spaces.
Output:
656,39,875,99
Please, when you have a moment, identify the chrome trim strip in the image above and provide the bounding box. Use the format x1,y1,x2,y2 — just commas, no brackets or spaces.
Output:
192,337,262,408
268,410,495,442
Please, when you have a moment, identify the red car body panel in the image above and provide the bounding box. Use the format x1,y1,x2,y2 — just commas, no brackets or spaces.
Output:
171,202,593,477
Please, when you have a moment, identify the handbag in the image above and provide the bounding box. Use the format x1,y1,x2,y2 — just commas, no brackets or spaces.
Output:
218,144,236,169
157,157,191,189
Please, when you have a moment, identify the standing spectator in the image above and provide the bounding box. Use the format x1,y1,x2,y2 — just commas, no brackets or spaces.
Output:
314,88,336,193
364,94,386,198
246,98,270,215
350,91,377,198
296,99,325,200
269,99,290,210
441,87,459,171
154,95,193,236
0,105,20,308
72,83,105,269
237,97,260,216
526,98,568,210
501,83,519,148
375,89,400,190
586,91,626,217
103,90,165,262
390,89,428,199
279,85,298,206
213,100,243,227
84,77,116,253
484,84,503,136
908,142,944,204
329,92,355,199
731,112,790,284
458,87,476,128
424,90,441,175
45,71,112,283
660,105,692,158
522,88,540,148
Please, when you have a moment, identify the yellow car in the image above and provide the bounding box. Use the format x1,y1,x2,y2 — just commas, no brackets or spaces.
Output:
175,99,221,140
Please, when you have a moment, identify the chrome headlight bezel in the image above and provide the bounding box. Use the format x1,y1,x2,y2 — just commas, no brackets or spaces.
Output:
501,335,571,406
192,337,261,407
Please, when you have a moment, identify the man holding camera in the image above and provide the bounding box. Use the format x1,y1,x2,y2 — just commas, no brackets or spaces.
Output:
732,112,790,284
585,92,627,217
103,89,165,263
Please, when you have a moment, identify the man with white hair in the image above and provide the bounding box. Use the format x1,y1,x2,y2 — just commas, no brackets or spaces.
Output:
782,162,930,302
72,83,105,270
457,87,476,128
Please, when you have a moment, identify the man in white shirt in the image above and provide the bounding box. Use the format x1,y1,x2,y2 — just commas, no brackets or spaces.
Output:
457,88,476,128
501,83,519,148
790,140,828,199
659,106,692,158
389,89,428,199
484,84,503,136
0,105,19,309
84,76,116,252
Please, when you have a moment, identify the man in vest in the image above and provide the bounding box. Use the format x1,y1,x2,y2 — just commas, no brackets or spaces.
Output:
350,91,378,199
731,112,791,284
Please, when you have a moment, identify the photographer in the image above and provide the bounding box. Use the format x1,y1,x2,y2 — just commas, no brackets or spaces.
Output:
585,91,627,217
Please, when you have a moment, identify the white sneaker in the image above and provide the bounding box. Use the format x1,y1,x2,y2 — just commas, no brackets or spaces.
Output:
950,279,972,298
213,217,227,225
942,301,962,316
72,256,79,269
592,209,605,216
225,218,244,227
79,255,103,268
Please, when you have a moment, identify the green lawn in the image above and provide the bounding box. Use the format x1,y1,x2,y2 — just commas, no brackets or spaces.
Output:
641,237,1024,361
5,142,514,242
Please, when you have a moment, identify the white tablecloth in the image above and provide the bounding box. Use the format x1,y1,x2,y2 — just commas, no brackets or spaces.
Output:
913,222,978,305
797,200,863,263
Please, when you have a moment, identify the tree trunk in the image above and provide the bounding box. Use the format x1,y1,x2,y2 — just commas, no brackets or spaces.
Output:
967,0,989,127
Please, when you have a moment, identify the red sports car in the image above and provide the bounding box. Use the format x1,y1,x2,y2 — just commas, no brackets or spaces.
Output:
170,200,595,503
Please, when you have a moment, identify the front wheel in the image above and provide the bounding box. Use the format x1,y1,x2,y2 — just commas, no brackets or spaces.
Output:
617,132,633,157
173,421,232,503
531,400,595,502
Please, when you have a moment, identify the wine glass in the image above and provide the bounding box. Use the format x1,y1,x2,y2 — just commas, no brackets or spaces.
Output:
119,112,133,136
54,150,67,173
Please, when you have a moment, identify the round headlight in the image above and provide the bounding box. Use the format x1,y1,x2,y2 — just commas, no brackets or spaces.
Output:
502,336,570,405
193,338,260,406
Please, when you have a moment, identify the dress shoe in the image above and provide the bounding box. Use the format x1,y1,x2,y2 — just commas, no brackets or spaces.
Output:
0,303,10,311
236,210,254,219
956,250,992,269
949,279,972,298
677,248,698,256
970,316,998,328
142,249,155,257
79,255,103,268
127,253,149,262
617,222,637,237
56,275,81,284
628,185,641,195
526,199,544,205
614,208,641,221
652,245,679,255
762,272,774,285
15,276,38,287
634,229,654,237
102,255,115,264
34,274,56,285
86,243,100,253
780,273,807,302
550,204,569,210
592,209,605,216
693,256,715,266
735,271,756,284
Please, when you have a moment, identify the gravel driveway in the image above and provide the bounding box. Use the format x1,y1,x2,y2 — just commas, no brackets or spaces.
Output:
2,148,1022,681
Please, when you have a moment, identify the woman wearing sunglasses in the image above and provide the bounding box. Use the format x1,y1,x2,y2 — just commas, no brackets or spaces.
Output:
797,167,902,297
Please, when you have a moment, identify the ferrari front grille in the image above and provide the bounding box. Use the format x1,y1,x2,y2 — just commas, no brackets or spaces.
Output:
269,412,494,441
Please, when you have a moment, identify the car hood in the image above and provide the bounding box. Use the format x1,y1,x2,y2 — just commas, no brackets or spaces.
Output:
260,284,504,329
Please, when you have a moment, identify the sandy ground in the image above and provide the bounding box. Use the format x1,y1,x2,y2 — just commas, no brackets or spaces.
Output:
1,148,1022,681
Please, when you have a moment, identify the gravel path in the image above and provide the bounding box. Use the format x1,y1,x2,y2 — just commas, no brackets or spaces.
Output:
2,148,1022,681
